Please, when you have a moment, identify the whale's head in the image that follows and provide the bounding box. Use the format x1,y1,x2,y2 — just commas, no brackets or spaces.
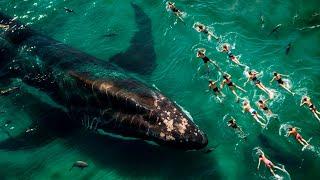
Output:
70,72,208,150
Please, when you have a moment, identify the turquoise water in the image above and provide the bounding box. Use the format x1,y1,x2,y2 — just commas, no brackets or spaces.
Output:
1,0,320,179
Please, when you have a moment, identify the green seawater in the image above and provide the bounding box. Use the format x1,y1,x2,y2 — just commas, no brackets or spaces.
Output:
0,0,320,179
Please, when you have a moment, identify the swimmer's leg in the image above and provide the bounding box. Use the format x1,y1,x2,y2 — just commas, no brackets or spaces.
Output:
260,84,274,98
300,138,310,146
280,84,295,95
216,96,222,103
231,89,240,101
210,61,223,74
297,139,306,146
253,116,266,127
313,112,320,121
235,85,247,93
269,167,276,177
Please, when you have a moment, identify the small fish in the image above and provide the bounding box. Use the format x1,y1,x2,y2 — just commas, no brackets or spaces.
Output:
260,15,265,28
286,43,292,55
269,24,282,36
69,161,88,171
103,33,118,38
64,7,74,13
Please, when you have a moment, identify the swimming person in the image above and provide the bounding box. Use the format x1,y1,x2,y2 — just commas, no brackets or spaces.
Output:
166,1,185,24
257,150,284,178
270,72,294,95
227,117,246,138
244,70,273,99
221,73,246,102
256,99,273,115
196,48,223,73
193,22,219,41
220,43,243,66
208,80,225,103
242,100,266,127
300,96,320,121
287,127,310,147
0,23,9,31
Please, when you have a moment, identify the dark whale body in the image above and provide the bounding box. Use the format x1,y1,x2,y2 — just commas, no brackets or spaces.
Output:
0,4,207,150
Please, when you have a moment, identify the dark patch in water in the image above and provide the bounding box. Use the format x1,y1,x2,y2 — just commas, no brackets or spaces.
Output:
109,3,156,75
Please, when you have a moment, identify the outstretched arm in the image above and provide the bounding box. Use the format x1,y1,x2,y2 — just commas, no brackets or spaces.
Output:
220,81,226,89
270,77,275,83
257,159,261,170
244,78,250,86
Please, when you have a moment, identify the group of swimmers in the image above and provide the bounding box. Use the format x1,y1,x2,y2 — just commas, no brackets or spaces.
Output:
166,1,319,178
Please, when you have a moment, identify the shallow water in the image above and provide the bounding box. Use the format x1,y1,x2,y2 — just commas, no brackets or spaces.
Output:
0,0,320,179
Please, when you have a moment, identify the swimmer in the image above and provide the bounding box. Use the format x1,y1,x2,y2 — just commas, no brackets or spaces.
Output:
270,72,294,95
260,15,265,28
300,96,320,121
64,7,74,13
208,80,225,103
166,1,185,24
221,73,246,102
269,24,282,36
244,70,273,99
0,23,9,31
193,22,219,41
287,127,310,147
242,100,266,127
256,99,273,115
196,48,222,73
257,151,284,178
220,43,243,66
227,117,245,135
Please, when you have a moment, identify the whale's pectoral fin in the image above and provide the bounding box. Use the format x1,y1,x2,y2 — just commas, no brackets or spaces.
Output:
109,3,156,75
0,106,75,151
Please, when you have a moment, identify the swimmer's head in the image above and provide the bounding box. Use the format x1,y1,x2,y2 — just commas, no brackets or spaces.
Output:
302,97,307,101
223,74,228,79
288,127,293,131
259,154,263,158
248,71,252,75
167,1,173,5
208,80,213,83
258,100,263,104
273,72,278,76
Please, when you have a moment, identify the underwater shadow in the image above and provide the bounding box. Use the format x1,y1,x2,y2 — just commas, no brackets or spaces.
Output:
109,3,157,76
66,131,220,179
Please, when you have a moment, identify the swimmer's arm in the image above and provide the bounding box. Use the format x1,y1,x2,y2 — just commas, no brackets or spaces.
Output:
257,159,261,170
270,77,275,83
244,78,250,86
263,99,269,103
300,101,306,106
220,81,225,89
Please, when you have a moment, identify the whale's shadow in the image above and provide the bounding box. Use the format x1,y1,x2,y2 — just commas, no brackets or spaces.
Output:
109,3,157,76
66,131,219,179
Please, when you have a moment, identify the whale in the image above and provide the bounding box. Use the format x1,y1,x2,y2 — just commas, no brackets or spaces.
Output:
0,3,208,150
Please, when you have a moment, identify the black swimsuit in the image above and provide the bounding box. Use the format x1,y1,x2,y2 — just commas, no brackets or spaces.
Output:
226,80,234,87
212,87,219,92
172,7,179,13
231,123,238,129
202,56,210,63
252,76,260,84
276,78,284,85
309,104,316,111
263,106,269,111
